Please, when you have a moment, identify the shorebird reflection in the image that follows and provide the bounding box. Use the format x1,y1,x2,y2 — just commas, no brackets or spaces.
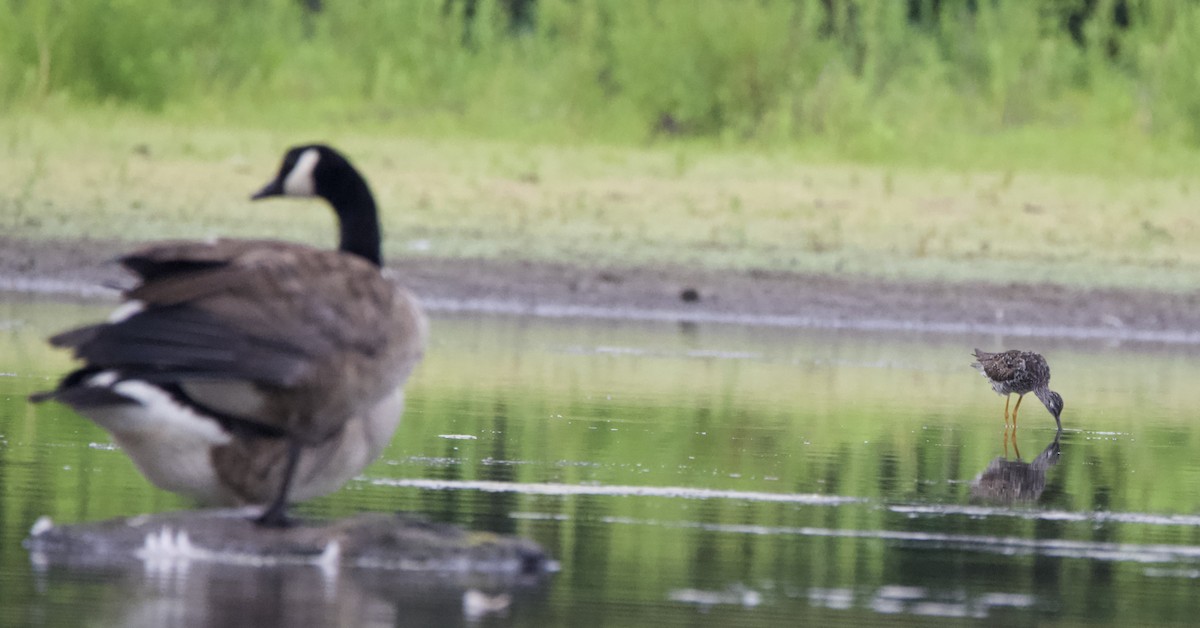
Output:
969,432,1062,504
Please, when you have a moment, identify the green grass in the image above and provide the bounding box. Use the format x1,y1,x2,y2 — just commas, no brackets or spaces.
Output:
1,108,1199,292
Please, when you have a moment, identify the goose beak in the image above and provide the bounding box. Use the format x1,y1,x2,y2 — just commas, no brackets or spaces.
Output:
251,179,284,200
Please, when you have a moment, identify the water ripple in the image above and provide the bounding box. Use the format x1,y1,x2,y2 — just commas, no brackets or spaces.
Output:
592,516,1200,565
891,504,1200,528
369,478,865,505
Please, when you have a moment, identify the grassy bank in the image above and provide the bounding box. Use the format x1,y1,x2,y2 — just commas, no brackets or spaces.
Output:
1,109,1198,292
2,2,1200,291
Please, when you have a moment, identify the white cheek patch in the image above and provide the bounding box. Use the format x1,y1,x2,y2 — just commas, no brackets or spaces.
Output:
282,148,320,197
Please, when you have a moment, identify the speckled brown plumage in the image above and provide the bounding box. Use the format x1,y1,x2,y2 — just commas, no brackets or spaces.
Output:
971,348,1064,431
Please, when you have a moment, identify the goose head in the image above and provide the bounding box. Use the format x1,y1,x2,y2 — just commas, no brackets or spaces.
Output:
252,144,366,199
251,144,383,266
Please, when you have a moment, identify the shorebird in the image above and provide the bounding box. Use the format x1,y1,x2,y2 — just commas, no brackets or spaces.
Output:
31,145,427,526
971,349,1063,432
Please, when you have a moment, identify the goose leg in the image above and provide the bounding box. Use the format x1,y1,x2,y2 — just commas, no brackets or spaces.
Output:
1011,394,1026,429
256,440,302,528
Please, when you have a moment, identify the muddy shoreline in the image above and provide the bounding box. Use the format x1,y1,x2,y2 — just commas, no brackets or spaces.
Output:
2,236,1198,344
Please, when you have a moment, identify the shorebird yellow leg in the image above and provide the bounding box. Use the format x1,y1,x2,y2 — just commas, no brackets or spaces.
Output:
1003,395,1012,426
1012,394,1026,429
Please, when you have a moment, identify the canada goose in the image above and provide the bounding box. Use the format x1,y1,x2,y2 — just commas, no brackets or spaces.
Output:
31,144,427,526
971,349,1063,431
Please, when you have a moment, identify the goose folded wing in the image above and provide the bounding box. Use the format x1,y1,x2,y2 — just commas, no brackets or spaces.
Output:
50,302,325,389
55,243,393,388
51,243,399,438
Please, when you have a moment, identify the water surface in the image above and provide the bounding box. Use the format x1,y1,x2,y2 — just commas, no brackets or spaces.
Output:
2,295,1200,626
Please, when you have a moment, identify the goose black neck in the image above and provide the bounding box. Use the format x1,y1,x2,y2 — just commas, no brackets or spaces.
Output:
324,170,383,267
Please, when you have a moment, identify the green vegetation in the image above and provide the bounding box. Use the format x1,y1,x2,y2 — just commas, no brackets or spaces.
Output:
4,0,1200,166
1,1,1200,289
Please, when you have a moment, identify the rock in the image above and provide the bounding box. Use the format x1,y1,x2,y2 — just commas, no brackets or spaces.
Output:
23,510,553,625
25,508,552,578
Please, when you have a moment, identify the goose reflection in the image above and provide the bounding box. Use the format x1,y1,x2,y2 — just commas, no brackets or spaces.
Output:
969,431,1061,504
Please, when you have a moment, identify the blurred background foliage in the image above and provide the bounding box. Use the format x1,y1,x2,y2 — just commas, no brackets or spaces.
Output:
2,0,1198,161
